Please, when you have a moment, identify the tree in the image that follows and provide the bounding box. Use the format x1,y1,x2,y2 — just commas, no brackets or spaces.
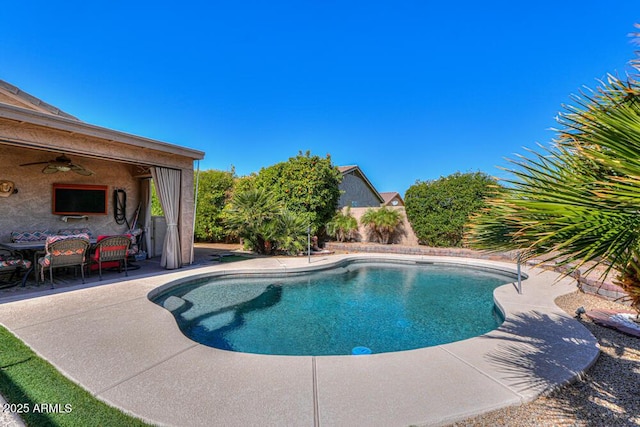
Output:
405,172,497,247
223,188,282,254
151,181,163,216
360,207,403,244
252,151,342,234
275,209,309,255
222,151,341,254
326,207,359,242
194,169,235,242
467,41,640,312
223,187,309,255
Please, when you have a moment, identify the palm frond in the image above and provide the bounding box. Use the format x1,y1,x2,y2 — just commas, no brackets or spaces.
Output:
467,52,640,310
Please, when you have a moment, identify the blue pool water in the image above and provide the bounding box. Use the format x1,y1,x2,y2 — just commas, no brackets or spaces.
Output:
152,262,514,356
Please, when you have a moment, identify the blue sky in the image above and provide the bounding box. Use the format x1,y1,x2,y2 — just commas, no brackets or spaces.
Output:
2,2,639,195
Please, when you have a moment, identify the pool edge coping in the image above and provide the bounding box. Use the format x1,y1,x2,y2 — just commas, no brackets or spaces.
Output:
0,254,599,427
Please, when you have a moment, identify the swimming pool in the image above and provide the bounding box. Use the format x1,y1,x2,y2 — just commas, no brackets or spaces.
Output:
152,260,518,355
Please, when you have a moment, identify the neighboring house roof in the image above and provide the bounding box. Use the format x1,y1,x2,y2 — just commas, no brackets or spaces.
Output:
337,165,385,205
0,79,205,164
380,192,404,206
337,165,357,174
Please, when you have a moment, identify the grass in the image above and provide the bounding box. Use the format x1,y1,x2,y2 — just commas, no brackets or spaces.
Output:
218,254,251,263
0,325,151,426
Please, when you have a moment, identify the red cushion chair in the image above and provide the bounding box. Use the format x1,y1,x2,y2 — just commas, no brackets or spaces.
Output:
90,235,131,280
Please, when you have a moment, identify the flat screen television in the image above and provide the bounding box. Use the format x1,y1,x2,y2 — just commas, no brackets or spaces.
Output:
52,184,108,215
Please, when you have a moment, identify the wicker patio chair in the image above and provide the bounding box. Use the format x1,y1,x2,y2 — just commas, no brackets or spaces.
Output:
0,249,32,288
90,235,131,280
37,234,90,288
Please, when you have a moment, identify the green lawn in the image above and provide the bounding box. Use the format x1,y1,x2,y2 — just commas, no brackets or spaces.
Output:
218,254,251,263
0,325,151,426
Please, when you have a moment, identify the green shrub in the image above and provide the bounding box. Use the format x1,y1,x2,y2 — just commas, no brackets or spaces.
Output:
223,188,282,254
405,172,497,247
326,207,359,242
223,188,308,255
252,151,342,233
194,169,235,242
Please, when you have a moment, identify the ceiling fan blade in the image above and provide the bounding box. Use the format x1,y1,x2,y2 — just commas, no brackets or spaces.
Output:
20,154,95,175
20,161,50,167
70,164,94,176
42,165,60,174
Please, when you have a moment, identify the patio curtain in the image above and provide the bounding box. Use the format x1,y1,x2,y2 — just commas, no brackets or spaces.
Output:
140,178,152,258
151,167,182,269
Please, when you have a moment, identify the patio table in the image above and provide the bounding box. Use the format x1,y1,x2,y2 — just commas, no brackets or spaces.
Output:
0,239,97,286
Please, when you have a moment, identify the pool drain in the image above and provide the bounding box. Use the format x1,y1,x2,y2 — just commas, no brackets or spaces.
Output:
352,346,372,355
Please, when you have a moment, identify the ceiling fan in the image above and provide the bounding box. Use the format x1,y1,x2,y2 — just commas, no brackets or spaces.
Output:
20,154,94,176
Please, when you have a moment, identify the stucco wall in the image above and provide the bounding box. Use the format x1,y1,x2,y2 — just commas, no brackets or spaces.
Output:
344,206,419,246
0,146,142,242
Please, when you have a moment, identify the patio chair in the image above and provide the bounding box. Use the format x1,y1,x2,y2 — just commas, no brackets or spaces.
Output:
90,235,131,280
0,249,32,288
37,234,90,288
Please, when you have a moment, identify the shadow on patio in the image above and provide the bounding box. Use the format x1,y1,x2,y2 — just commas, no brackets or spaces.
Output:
485,311,597,393
483,310,639,425
0,243,245,302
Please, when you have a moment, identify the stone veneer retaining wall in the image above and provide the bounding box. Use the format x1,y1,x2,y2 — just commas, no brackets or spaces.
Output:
324,242,630,304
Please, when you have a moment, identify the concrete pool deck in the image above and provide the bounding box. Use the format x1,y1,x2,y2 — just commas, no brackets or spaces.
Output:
0,254,599,426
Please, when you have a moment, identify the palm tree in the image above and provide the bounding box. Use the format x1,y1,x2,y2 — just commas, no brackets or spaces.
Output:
275,209,309,255
223,188,282,254
326,207,359,242
467,54,640,312
361,207,403,244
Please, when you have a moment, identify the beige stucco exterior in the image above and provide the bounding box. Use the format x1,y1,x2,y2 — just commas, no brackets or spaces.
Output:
343,206,419,246
0,80,204,266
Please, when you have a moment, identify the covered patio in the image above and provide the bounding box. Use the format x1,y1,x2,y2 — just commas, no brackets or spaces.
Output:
0,80,205,275
0,243,242,301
